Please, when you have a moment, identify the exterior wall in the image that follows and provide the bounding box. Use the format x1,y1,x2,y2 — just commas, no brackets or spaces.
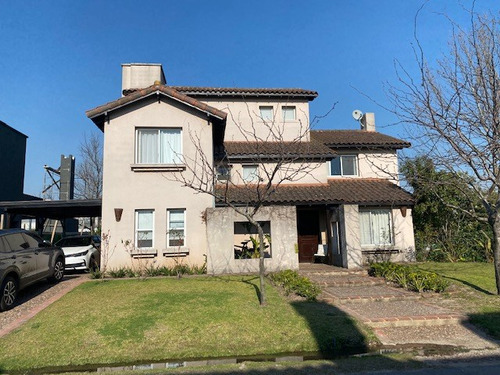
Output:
0,122,27,201
201,99,311,142
325,150,400,184
101,96,214,270
340,204,415,269
228,160,328,185
206,205,298,274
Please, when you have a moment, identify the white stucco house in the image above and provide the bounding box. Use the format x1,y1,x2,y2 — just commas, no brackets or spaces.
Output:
86,63,415,274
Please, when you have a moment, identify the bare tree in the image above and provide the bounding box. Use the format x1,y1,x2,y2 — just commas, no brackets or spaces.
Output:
387,9,500,293
75,133,103,199
167,106,333,305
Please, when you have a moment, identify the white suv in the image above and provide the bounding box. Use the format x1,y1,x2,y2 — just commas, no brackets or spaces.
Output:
55,235,100,272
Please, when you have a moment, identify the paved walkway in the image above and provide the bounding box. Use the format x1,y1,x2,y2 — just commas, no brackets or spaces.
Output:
299,264,499,351
0,274,88,338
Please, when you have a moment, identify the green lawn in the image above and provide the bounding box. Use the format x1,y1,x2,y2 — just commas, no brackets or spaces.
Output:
416,262,500,338
0,276,375,372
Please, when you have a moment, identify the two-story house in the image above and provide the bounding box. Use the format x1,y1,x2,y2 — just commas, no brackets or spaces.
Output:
86,63,415,274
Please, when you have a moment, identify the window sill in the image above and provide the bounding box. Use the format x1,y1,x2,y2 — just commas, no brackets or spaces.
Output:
362,248,399,255
327,175,359,178
163,248,189,257
131,164,186,172
130,249,157,258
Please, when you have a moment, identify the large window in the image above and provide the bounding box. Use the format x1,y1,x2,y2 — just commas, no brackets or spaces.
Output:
282,106,296,121
167,209,185,247
259,106,274,121
242,165,259,182
330,155,358,176
136,128,182,164
136,210,154,248
359,209,393,246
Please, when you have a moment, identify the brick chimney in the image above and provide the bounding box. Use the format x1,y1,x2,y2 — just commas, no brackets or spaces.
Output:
121,63,166,96
361,112,375,132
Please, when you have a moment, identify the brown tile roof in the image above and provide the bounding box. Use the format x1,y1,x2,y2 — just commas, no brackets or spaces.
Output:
123,86,318,100
216,179,413,206
223,140,336,161
86,85,227,130
310,130,411,149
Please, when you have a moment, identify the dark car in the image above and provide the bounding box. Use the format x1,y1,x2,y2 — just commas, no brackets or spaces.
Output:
0,228,65,311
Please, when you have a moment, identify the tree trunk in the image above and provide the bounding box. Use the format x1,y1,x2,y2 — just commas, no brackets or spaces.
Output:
491,216,500,295
257,225,267,306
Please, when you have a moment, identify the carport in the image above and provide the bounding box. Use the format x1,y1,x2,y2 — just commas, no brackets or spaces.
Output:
0,199,101,237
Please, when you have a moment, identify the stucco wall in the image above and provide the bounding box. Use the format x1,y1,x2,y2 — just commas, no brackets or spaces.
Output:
206,206,298,274
228,160,327,185
101,96,214,270
340,204,415,268
201,99,311,142
325,150,400,184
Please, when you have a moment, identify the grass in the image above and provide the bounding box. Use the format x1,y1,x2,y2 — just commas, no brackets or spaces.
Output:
416,262,500,338
0,276,376,372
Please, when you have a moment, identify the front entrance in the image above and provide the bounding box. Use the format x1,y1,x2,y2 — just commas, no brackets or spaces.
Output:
297,209,319,263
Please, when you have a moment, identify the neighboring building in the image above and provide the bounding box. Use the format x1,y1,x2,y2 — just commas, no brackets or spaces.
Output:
0,121,28,201
86,63,415,273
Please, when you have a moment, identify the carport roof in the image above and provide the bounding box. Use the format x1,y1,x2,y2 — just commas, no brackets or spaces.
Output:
0,199,101,219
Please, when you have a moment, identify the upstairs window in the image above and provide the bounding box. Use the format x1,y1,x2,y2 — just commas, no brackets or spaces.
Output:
136,210,154,248
282,106,296,121
330,155,358,176
216,164,231,181
242,165,259,182
136,128,182,164
167,209,185,247
360,209,393,246
259,106,274,121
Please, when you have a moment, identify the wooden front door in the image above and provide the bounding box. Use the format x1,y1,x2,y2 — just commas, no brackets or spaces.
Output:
297,209,320,263
298,235,318,263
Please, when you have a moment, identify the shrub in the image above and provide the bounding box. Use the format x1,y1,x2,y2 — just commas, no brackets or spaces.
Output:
106,264,206,279
269,270,321,301
368,262,449,293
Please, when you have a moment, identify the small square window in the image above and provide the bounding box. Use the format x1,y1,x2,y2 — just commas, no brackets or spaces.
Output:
282,106,296,121
216,164,231,181
242,165,259,182
259,106,273,121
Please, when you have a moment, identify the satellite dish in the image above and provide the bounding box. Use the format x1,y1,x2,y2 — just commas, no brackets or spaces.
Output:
352,109,363,121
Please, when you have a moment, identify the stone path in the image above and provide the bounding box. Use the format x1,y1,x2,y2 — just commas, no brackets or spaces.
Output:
0,274,88,338
299,264,499,350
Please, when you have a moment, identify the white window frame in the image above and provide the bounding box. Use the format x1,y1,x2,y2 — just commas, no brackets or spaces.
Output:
135,128,182,164
359,208,394,247
329,155,358,176
135,209,154,249
242,165,259,182
167,209,186,248
259,106,274,121
282,106,296,121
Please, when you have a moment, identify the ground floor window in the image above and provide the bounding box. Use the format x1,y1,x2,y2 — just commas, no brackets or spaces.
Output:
359,208,393,246
167,209,186,247
136,210,154,248
233,221,271,259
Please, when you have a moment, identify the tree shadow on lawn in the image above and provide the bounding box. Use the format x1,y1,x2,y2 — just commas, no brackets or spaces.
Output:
290,300,374,358
468,311,500,340
444,276,495,295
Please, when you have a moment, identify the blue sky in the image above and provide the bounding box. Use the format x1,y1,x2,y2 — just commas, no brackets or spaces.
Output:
1,0,498,196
